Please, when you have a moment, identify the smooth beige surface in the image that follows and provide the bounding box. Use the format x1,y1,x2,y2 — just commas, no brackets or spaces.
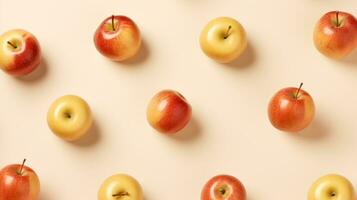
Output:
0,0,357,200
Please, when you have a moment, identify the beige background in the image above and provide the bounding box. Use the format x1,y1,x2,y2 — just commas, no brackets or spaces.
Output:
1,0,357,199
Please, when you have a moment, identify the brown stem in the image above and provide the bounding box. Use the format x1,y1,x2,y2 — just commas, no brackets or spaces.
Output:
295,82,303,99
111,15,115,31
113,192,129,197
224,25,232,39
7,41,17,49
336,11,340,27
17,159,26,175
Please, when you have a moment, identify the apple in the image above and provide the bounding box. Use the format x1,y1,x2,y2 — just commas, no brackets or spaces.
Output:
200,17,247,63
47,95,92,141
94,15,141,61
201,174,246,200
313,11,357,59
98,174,143,200
308,174,355,200
0,29,41,76
0,159,40,200
147,90,192,134
268,83,315,132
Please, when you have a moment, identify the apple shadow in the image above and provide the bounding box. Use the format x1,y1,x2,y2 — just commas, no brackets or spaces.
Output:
120,39,150,66
38,187,51,200
72,120,101,147
223,43,256,69
341,49,357,66
16,57,48,82
168,117,202,142
292,117,330,141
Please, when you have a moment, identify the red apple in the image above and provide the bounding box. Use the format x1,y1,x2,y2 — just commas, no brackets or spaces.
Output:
268,83,315,132
0,29,41,76
314,11,357,59
201,175,246,200
0,159,40,200
147,90,192,134
94,15,141,61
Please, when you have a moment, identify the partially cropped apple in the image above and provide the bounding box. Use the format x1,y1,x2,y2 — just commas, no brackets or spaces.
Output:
94,15,141,61
268,83,315,132
147,90,192,134
0,159,40,200
201,175,246,200
98,174,143,200
314,11,357,59
0,29,41,76
308,174,355,200
200,17,247,63
47,95,92,141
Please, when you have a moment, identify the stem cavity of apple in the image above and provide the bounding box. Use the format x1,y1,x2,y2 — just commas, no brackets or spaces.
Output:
7,41,17,49
219,188,226,195
294,82,303,99
16,159,26,175
218,185,229,197
331,192,336,197
64,112,72,119
112,192,129,198
111,15,116,31
224,25,232,39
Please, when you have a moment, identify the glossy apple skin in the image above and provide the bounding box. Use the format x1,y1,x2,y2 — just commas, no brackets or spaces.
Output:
0,164,40,200
308,174,355,200
147,90,192,134
201,175,246,200
94,15,141,61
314,11,357,59
0,29,41,76
200,17,247,63
268,87,315,132
98,174,143,200
47,95,92,141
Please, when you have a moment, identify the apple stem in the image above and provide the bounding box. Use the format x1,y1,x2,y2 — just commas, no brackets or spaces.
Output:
17,159,26,175
224,25,232,39
112,192,129,197
7,41,17,49
295,82,303,99
111,15,115,31
336,11,340,27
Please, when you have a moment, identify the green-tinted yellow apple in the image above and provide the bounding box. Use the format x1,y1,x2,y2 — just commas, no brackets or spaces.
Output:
308,174,355,200
200,17,247,63
47,95,92,141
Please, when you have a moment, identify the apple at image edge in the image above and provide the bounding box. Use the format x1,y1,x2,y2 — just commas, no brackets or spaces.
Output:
200,17,247,63
0,29,41,76
98,174,143,200
0,160,40,200
308,174,355,200
201,174,246,200
313,11,357,59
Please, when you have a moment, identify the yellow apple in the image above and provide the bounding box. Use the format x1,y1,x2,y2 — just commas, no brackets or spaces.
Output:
47,95,92,141
199,17,247,63
98,174,143,200
308,174,355,200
